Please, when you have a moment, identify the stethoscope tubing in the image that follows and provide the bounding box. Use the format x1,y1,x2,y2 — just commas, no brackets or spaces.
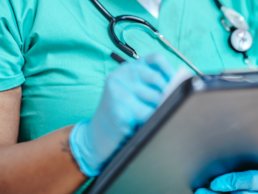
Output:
214,0,223,9
90,0,113,21
109,15,159,59
90,0,206,77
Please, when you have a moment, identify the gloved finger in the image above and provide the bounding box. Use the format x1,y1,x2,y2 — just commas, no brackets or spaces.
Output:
211,171,258,192
137,64,168,92
116,71,164,107
194,188,219,194
123,95,156,126
144,53,175,81
124,59,170,92
233,191,258,194
117,100,155,136
111,61,167,93
133,82,163,107
111,87,156,131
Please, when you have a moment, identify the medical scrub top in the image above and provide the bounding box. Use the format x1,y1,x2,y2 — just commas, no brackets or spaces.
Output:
0,0,257,193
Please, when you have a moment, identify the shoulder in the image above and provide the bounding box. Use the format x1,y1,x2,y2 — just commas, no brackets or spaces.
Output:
1,0,73,35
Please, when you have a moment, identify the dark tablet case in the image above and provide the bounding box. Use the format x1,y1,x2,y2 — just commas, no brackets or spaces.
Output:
87,72,258,194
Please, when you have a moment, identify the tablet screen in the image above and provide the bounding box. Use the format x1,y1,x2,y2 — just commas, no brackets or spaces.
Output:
103,88,258,194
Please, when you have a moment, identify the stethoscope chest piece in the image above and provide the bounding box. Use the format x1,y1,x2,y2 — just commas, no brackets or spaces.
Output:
220,6,253,54
230,29,253,53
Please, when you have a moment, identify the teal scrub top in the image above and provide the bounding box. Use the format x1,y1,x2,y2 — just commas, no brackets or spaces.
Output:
0,0,257,193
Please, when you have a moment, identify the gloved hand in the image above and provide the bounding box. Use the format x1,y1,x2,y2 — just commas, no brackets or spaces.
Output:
69,54,175,177
195,170,258,194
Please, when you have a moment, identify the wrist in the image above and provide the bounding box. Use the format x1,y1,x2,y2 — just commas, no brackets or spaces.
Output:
69,120,101,177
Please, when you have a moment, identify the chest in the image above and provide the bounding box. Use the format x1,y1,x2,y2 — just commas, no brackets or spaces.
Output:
24,1,256,80
19,0,257,141
75,0,256,74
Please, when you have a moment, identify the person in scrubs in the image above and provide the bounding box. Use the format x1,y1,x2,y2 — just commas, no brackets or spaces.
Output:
0,0,257,193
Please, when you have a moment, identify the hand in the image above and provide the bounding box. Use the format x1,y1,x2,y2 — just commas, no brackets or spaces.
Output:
69,54,175,177
195,188,218,194
195,170,258,194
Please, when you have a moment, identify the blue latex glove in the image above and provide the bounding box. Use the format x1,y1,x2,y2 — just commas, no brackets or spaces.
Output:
195,188,218,194
195,170,258,194
69,54,175,177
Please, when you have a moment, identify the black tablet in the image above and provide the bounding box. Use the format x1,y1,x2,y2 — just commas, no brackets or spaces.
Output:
87,71,258,194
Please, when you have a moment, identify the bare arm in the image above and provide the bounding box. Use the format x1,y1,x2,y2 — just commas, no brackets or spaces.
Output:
0,87,86,194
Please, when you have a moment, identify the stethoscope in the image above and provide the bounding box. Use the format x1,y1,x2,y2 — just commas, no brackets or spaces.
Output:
214,0,254,66
90,0,255,77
